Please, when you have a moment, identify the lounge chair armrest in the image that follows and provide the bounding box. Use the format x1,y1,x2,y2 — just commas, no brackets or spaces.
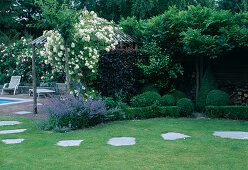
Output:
3,83,8,88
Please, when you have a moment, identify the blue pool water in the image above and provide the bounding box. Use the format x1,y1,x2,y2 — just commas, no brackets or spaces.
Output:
0,99,20,104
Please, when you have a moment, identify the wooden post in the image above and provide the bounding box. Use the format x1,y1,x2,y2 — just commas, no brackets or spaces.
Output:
64,39,70,91
32,44,37,114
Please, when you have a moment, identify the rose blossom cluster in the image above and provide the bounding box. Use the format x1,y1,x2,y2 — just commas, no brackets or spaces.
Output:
40,10,118,82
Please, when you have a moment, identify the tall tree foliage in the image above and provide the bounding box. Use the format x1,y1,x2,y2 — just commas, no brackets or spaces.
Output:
120,6,248,94
218,0,248,13
79,0,216,21
0,0,19,37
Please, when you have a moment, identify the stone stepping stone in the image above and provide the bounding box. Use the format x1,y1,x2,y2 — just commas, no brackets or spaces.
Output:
2,139,24,144
57,140,83,146
213,131,248,139
0,121,22,126
107,137,136,146
161,132,191,140
14,111,32,115
0,129,27,134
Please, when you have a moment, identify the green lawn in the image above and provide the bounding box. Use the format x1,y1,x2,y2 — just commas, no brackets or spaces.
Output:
1,117,248,169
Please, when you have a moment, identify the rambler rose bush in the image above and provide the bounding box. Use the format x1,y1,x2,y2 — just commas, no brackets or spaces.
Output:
40,10,118,86
16,47,65,85
0,37,65,85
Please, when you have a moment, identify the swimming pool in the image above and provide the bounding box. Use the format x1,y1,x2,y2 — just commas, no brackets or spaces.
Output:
0,99,20,104
0,97,32,106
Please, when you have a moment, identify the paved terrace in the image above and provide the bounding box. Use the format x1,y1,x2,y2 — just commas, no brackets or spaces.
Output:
0,95,47,118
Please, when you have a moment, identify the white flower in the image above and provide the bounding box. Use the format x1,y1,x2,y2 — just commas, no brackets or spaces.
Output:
75,65,79,69
53,46,57,52
105,47,110,52
71,51,75,55
60,45,65,50
71,42,75,48
58,51,63,57
40,51,45,56
47,37,52,42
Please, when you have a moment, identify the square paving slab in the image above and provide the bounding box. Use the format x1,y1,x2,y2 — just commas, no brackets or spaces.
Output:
2,139,24,144
161,132,191,140
0,121,22,126
0,129,27,134
14,111,32,115
57,140,83,146
213,131,248,139
107,137,136,146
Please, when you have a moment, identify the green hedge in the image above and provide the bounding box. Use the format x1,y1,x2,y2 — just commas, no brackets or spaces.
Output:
124,106,178,119
206,106,248,120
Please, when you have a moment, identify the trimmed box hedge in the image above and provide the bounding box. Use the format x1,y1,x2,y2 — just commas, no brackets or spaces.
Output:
124,106,179,120
205,106,248,120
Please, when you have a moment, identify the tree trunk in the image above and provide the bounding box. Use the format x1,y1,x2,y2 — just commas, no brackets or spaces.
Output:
199,56,204,83
195,57,200,103
32,44,37,114
64,39,70,91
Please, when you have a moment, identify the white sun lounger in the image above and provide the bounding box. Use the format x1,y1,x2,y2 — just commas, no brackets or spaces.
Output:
1,76,21,95
29,89,55,98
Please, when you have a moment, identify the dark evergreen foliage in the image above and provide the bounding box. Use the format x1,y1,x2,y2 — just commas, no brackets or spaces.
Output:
177,98,194,117
96,50,141,101
206,89,230,106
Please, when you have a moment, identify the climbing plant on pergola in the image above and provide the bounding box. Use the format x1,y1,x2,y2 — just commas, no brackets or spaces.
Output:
28,16,135,114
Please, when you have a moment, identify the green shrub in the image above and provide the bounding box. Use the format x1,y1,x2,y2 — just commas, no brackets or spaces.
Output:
196,66,218,111
124,106,178,119
206,90,230,106
161,94,176,106
206,106,248,120
130,91,161,107
160,106,179,117
170,90,187,102
105,97,117,109
177,98,194,117
0,74,8,85
141,83,160,93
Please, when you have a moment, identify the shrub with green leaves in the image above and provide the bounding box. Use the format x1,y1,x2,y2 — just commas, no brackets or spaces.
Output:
177,98,194,117
170,90,187,102
161,94,176,106
206,106,248,120
206,90,230,106
130,91,161,107
196,66,218,111
124,106,178,119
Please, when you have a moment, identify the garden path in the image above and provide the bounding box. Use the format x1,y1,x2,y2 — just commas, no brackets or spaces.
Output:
1,118,248,146
0,95,47,118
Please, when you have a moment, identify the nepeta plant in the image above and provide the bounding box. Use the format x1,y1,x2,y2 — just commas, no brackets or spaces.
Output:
41,93,121,130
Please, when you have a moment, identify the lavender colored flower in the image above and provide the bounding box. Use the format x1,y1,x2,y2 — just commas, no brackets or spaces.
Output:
41,93,114,130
